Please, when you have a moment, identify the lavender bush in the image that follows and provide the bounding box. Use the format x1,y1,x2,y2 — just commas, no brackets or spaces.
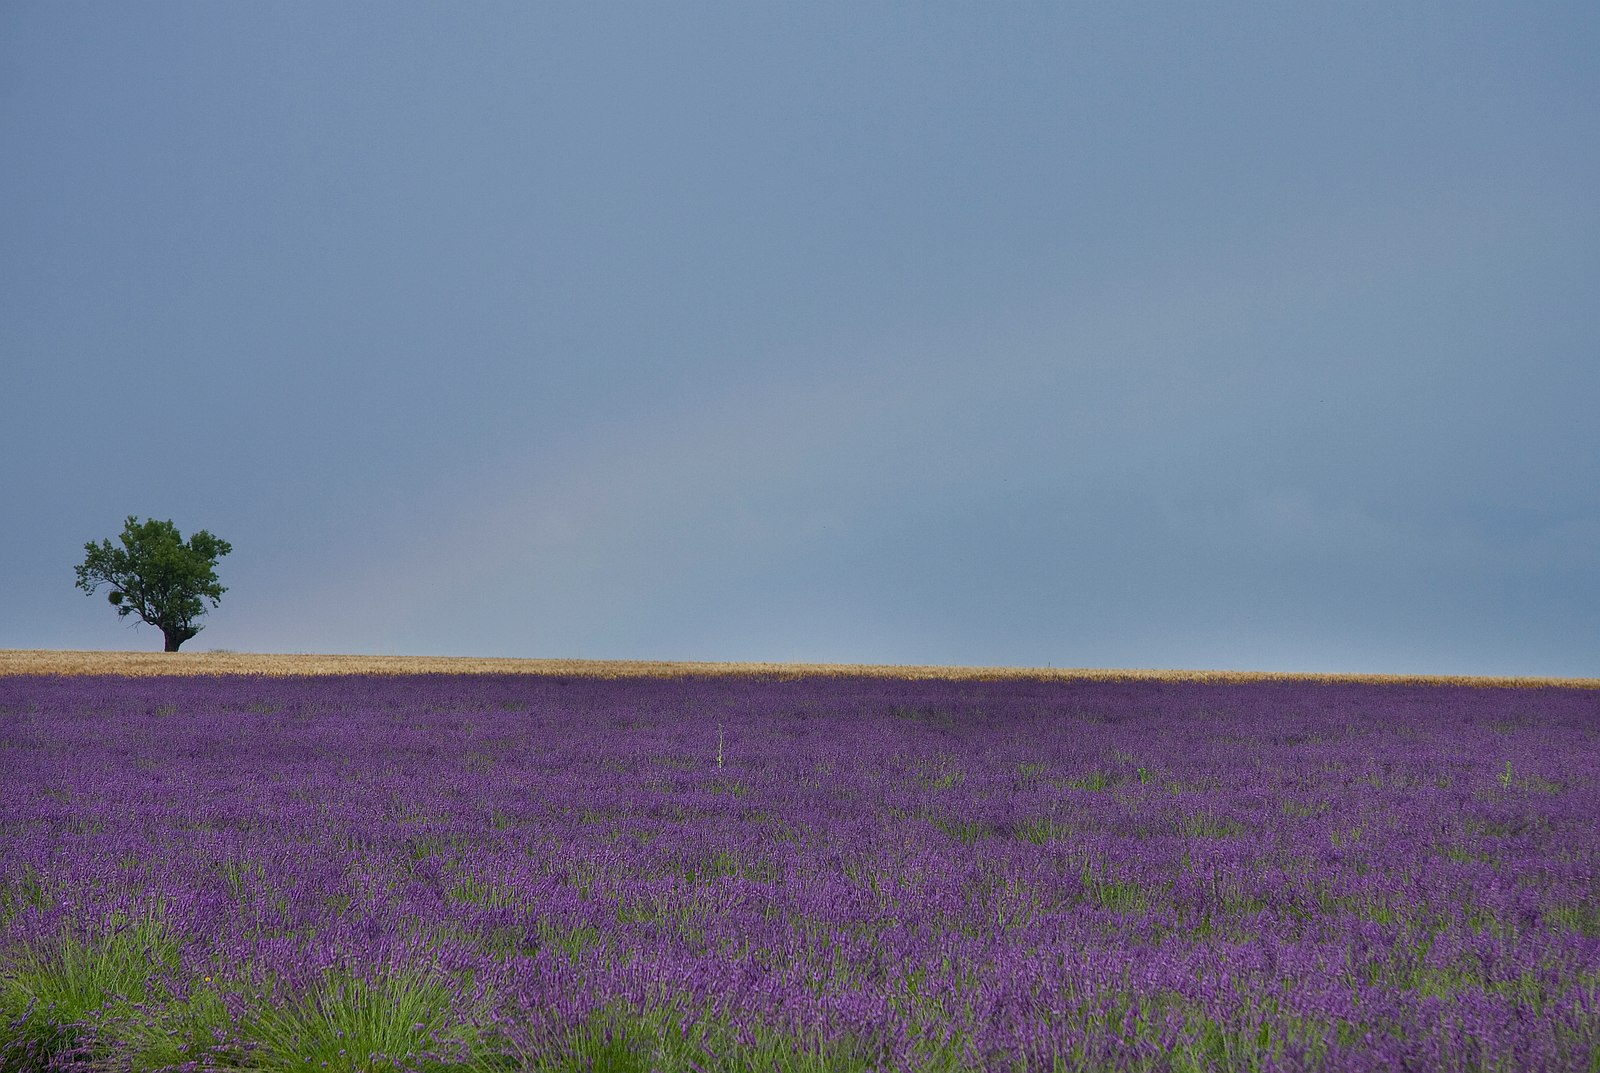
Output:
1,674,1597,1071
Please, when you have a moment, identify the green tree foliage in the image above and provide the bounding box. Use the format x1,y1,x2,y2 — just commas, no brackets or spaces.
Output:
74,516,232,652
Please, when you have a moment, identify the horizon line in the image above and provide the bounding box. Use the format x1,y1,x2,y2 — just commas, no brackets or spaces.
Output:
2,649,1596,689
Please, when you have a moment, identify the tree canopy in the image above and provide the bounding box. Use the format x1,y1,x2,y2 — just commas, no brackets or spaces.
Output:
74,516,233,651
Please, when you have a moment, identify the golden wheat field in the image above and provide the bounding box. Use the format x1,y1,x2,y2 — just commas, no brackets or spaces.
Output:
0,649,1595,688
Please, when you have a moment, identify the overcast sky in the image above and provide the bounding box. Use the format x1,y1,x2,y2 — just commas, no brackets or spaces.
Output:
3,3,1596,675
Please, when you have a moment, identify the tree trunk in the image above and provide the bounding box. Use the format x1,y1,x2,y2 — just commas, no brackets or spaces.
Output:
163,628,184,652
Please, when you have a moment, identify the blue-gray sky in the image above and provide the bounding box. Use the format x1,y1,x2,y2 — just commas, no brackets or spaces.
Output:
3,3,1596,675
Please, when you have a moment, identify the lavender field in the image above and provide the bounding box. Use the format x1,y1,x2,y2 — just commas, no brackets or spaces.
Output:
2,673,1598,1072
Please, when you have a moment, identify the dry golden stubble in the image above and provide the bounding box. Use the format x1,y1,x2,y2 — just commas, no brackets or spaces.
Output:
0,649,1595,688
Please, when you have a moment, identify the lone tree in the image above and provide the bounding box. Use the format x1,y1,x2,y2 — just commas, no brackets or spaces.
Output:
74,516,233,652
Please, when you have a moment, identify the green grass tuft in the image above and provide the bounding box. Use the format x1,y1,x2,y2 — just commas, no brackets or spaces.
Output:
1062,770,1111,792
1016,817,1073,844
0,913,178,1071
239,966,498,1072
110,976,244,1071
